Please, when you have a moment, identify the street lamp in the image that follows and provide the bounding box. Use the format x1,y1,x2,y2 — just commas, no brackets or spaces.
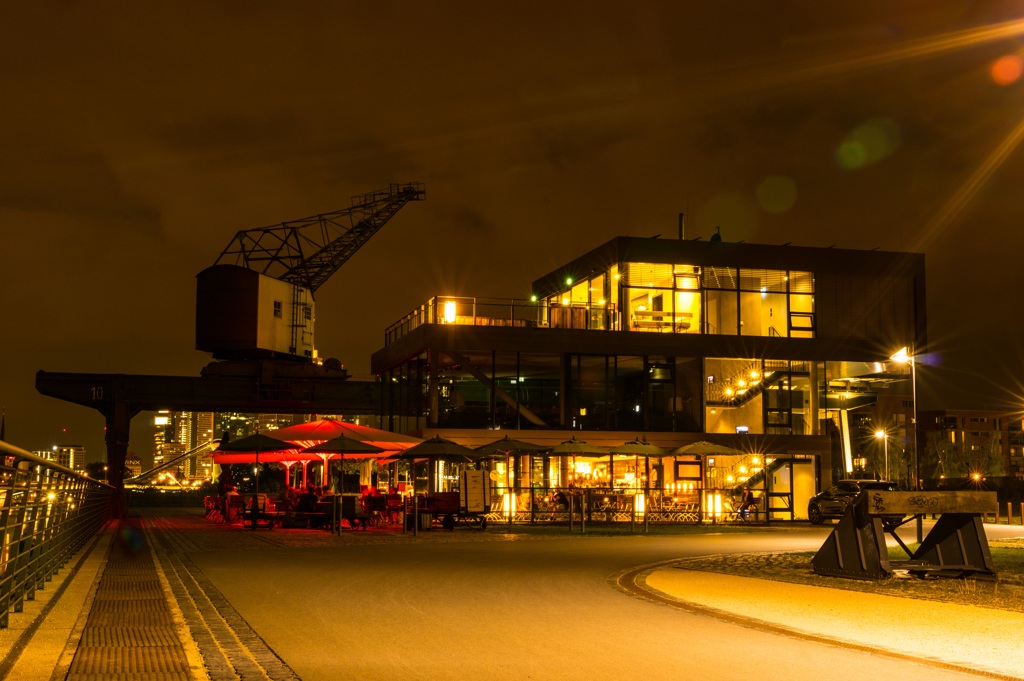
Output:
874,429,888,480
890,346,920,541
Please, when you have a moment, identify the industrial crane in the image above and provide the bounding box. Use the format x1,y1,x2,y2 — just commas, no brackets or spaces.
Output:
196,182,425,362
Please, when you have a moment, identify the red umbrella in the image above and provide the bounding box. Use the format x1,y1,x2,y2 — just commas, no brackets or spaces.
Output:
269,418,421,452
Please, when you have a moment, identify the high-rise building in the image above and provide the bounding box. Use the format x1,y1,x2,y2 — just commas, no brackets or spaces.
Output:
34,445,86,471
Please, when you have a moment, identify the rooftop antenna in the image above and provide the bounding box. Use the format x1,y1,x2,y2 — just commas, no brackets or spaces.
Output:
678,213,685,240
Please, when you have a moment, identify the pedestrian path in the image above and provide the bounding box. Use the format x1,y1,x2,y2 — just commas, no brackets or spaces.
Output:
0,514,305,681
64,516,199,681
635,565,1024,681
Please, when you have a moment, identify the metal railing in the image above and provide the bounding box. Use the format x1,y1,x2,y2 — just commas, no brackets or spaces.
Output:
482,486,714,529
384,296,621,346
0,441,112,628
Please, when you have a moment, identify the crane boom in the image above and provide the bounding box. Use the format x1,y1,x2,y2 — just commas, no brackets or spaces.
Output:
196,182,424,362
213,182,425,292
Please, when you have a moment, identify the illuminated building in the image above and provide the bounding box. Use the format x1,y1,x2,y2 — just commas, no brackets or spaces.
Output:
917,409,1024,480
34,444,86,471
372,235,926,518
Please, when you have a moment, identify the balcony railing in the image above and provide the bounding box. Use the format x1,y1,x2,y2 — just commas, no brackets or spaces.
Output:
385,296,621,346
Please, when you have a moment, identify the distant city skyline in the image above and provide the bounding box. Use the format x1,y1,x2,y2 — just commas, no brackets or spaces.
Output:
2,2,1024,460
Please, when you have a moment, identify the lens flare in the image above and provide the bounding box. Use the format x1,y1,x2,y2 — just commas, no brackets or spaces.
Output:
991,54,1023,85
755,175,798,214
835,118,901,171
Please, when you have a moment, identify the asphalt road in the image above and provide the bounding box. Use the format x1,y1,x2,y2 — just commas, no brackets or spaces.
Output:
179,525,1008,681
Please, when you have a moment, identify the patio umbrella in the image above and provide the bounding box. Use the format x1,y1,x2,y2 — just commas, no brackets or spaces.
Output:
608,440,666,506
214,432,297,528
209,432,302,463
673,441,745,456
389,436,477,463
476,436,551,499
550,436,608,457
268,419,420,491
550,437,610,488
269,418,421,452
475,436,550,456
609,439,666,457
302,436,385,491
386,436,480,494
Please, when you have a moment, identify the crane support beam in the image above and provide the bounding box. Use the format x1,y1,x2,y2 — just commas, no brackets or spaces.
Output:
36,362,378,517
213,182,425,292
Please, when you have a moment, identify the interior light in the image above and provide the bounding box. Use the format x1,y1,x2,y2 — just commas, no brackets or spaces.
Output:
561,297,570,305
443,300,457,323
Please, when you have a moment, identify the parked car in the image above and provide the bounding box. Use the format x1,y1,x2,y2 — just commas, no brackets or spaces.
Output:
807,479,899,524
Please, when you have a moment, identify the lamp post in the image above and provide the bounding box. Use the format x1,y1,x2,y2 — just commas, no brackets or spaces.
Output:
875,429,888,480
891,346,920,541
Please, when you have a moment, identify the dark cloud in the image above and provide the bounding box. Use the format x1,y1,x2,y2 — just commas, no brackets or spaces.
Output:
0,139,161,235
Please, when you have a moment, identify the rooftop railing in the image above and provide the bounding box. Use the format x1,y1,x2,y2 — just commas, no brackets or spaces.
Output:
0,441,112,628
385,296,621,346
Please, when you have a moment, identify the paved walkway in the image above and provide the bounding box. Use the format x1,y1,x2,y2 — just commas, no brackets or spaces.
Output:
638,566,1024,680
1,510,1022,680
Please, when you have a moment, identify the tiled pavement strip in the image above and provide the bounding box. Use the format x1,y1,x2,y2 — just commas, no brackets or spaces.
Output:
0,509,528,680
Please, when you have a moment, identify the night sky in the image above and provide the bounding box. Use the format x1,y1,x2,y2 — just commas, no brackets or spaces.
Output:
2,2,1023,464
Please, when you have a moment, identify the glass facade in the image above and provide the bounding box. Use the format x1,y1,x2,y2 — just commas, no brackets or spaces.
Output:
704,359,816,435
541,262,815,338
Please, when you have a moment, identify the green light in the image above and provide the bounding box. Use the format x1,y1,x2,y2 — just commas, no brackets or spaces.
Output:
565,277,572,286
530,294,538,302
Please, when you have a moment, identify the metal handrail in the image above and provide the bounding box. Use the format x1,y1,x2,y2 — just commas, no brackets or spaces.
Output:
0,441,112,628
384,296,622,346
